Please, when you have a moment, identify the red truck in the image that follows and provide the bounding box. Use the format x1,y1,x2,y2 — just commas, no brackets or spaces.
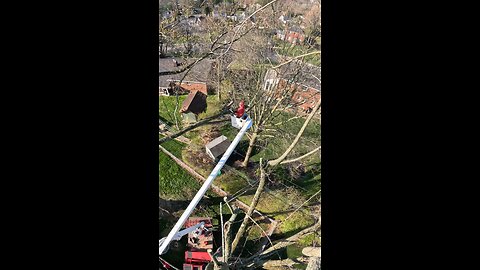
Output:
182,217,214,270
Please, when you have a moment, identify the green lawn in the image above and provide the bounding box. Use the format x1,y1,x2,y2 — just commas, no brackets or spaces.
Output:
215,170,251,194
159,137,202,200
160,95,222,131
159,151,202,200
160,136,186,158
159,95,187,130
199,95,223,119
251,111,320,162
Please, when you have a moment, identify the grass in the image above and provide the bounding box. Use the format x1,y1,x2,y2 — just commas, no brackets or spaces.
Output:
159,152,202,200
269,158,321,198
181,147,214,178
198,95,222,119
215,171,251,194
210,111,320,165
159,95,187,130
269,230,320,268
159,136,186,158
238,185,317,238
250,111,320,162
238,187,304,215
276,210,315,238
285,232,321,268
159,136,200,200
297,233,321,247
160,95,222,131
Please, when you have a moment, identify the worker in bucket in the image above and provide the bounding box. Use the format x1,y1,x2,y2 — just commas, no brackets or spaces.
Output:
234,100,247,120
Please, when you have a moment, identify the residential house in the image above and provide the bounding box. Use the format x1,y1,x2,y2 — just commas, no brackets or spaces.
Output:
263,64,321,115
277,26,305,45
159,57,214,96
279,15,291,24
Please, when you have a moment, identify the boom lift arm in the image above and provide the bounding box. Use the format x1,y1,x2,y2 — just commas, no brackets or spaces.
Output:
159,222,205,255
159,115,253,256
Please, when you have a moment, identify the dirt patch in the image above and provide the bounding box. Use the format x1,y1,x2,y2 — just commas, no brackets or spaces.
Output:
199,125,222,145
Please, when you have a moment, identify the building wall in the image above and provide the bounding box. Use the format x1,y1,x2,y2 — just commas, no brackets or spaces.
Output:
285,30,305,44
291,87,321,113
206,148,215,160
268,77,321,114
159,87,170,96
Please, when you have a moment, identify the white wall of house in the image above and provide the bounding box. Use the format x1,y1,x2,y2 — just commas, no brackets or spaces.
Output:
159,87,170,96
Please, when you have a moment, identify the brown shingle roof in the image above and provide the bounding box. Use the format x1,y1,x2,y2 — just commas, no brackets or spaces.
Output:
176,82,208,95
180,90,207,114
159,57,214,87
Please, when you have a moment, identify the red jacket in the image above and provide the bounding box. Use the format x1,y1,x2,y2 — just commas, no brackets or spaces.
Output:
236,101,245,118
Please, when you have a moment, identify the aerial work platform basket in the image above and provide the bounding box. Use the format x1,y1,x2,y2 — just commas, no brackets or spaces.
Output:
231,115,248,129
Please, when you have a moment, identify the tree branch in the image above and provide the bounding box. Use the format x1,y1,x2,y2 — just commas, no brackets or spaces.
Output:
159,107,231,144
280,146,321,164
272,51,321,69
268,100,321,166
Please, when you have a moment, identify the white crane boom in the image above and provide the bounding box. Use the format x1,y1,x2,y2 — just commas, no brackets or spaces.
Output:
159,221,205,255
159,116,253,255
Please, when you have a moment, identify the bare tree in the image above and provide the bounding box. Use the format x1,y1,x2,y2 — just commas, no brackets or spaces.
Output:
159,0,283,143
268,99,320,166
160,1,321,268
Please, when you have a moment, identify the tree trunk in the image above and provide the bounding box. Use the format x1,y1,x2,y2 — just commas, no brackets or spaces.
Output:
231,158,267,254
217,59,221,101
305,257,321,270
223,201,238,263
242,130,258,167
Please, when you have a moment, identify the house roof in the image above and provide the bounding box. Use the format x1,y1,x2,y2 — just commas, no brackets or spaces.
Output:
180,90,207,114
286,26,304,34
266,60,321,91
206,135,231,159
177,81,208,95
159,57,214,87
